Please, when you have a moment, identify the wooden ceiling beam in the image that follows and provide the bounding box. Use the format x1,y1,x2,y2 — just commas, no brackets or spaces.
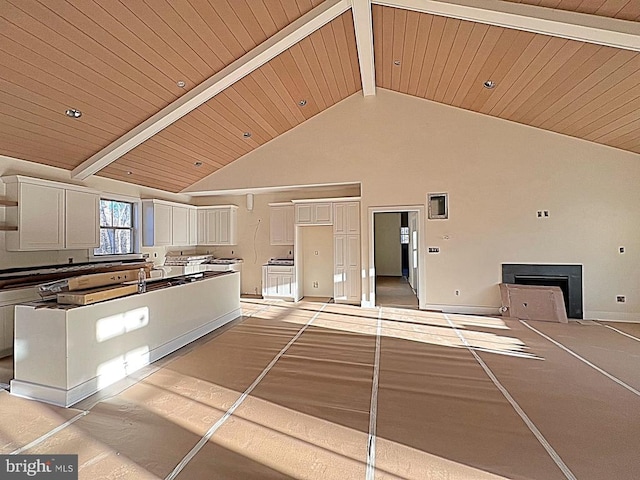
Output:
374,0,640,52
352,0,377,96
71,0,351,180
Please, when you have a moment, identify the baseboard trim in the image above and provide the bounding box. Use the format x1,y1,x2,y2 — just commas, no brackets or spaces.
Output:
584,311,640,323
422,304,501,316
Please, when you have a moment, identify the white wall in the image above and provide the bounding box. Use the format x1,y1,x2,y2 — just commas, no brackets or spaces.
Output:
186,89,640,321
374,213,402,276
300,226,334,297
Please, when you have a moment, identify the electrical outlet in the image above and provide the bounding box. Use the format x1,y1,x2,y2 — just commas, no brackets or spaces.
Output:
543,210,550,217
313,281,318,288
428,247,440,253
537,210,543,218
455,290,460,296
619,246,625,254
314,250,319,256
616,295,626,303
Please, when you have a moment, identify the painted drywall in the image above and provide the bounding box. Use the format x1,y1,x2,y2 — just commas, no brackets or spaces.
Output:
186,89,640,321
374,213,402,276
0,155,192,270
300,225,334,297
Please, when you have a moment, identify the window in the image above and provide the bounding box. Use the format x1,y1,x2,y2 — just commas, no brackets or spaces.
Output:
94,199,134,255
400,226,410,244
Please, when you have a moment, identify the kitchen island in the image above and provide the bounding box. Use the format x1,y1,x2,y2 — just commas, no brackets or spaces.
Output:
11,271,241,407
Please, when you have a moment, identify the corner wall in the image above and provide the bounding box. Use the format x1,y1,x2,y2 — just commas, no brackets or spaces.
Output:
187,89,640,321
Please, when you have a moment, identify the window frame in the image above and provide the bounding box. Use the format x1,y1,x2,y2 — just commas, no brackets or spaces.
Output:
90,194,143,261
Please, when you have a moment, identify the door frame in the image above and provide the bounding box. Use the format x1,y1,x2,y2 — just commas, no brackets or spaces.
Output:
367,205,426,309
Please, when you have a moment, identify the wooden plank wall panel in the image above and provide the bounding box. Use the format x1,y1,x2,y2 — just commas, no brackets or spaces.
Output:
102,11,362,192
373,6,640,157
499,0,640,21
0,0,327,189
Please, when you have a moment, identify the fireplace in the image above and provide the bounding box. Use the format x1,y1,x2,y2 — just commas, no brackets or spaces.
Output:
502,264,583,319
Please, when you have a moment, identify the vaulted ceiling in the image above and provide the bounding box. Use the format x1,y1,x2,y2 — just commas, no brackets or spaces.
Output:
1,0,639,193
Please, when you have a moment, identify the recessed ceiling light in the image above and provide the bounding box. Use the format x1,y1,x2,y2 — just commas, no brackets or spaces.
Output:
177,80,186,88
298,99,307,107
243,132,252,138
65,108,82,118
393,60,401,66
483,80,496,89
194,161,203,167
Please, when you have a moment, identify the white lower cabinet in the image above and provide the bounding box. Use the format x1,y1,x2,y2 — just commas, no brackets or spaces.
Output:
262,265,296,300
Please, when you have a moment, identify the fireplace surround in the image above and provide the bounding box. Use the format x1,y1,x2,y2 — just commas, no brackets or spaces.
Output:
502,264,583,319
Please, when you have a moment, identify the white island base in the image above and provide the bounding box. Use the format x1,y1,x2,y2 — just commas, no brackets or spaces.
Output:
11,272,241,407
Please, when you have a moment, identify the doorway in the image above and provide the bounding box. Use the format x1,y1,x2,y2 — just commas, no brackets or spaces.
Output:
369,206,424,309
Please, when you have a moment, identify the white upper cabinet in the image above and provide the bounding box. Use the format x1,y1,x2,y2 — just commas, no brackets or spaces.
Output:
197,206,238,245
65,189,100,249
269,204,294,245
142,200,172,247
333,202,360,235
2,176,99,251
171,206,189,246
188,207,197,246
295,202,333,225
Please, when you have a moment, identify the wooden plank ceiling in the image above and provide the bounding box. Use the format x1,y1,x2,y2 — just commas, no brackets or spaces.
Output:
0,0,639,193
373,4,640,159
101,10,361,192
500,0,640,21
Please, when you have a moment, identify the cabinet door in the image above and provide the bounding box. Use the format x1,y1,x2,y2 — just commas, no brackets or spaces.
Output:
171,206,189,246
334,235,347,300
266,273,280,296
313,203,333,224
270,206,294,245
205,209,219,244
334,202,359,234
154,203,173,246
16,183,65,250
65,190,100,249
295,204,313,224
346,235,361,300
277,274,294,296
334,234,360,302
197,209,207,245
188,208,197,246
218,208,230,244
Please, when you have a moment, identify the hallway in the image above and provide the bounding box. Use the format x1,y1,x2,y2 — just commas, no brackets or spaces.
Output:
375,275,418,308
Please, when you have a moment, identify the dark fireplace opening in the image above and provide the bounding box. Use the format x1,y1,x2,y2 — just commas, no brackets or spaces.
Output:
502,265,583,319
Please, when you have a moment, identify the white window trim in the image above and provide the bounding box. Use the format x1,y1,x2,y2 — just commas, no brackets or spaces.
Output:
90,193,143,261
